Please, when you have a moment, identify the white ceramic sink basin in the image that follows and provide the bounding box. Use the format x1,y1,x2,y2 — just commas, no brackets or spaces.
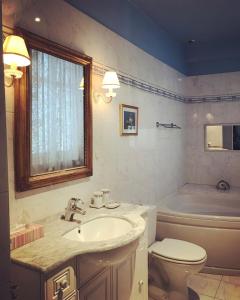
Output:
62,214,145,266
63,216,133,242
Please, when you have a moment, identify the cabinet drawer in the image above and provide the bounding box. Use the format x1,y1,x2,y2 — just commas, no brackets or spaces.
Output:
46,265,76,300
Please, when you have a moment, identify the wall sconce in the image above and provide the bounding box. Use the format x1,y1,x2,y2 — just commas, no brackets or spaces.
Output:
3,35,31,87
102,71,120,103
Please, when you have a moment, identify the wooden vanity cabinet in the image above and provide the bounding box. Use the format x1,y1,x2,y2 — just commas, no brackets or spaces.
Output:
130,237,148,300
76,256,111,300
77,220,148,300
45,260,77,300
10,220,148,300
11,256,134,300
77,254,135,300
130,214,148,300
11,259,77,300
10,262,42,300
78,267,111,300
112,255,135,300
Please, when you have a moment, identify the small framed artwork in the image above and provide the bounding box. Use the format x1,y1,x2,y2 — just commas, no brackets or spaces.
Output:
119,104,138,135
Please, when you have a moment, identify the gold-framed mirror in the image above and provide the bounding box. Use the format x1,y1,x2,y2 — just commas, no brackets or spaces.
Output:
14,29,92,191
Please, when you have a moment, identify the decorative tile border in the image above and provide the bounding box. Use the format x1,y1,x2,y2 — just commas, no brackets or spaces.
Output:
93,63,240,104
93,63,186,103
185,94,240,103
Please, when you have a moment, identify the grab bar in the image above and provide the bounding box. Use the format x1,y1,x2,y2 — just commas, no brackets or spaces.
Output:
156,122,181,129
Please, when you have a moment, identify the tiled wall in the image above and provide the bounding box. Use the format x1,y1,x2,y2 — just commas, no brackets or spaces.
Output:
3,0,187,225
4,0,240,226
184,71,240,96
185,73,240,187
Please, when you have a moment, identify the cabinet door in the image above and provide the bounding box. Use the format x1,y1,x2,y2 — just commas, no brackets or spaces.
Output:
11,263,42,300
131,246,148,300
77,256,106,288
79,268,111,300
112,254,135,300
130,220,148,300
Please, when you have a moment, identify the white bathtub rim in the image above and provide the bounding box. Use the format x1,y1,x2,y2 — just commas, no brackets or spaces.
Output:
157,206,240,223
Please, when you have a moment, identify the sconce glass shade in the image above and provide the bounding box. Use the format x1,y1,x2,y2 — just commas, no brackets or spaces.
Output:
3,35,31,67
102,71,120,90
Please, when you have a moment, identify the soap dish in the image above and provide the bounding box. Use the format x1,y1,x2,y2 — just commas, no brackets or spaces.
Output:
105,202,120,209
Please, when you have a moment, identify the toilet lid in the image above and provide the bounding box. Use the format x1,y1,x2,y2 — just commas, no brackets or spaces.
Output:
149,238,207,263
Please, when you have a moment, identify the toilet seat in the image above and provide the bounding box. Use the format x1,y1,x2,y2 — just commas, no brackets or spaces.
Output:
149,238,207,265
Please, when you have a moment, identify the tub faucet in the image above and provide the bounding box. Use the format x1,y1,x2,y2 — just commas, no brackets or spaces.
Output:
216,180,230,191
64,197,86,221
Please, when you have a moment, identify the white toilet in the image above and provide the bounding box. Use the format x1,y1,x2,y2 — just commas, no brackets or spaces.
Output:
147,207,207,300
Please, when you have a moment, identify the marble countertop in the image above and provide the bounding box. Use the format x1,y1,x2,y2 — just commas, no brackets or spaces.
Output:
11,203,148,274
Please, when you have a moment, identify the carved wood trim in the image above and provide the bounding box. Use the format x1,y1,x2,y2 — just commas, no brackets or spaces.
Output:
14,28,93,191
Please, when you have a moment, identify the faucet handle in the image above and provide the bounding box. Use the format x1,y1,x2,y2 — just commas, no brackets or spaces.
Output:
75,198,84,205
71,197,78,202
77,198,84,204
70,198,81,204
71,198,85,209
74,198,86,215
71,197,83,202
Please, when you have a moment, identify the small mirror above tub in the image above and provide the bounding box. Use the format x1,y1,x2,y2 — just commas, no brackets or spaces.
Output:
15,29,92,191
205,124,240,151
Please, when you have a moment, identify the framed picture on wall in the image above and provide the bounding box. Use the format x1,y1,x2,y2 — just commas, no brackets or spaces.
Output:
119,104,138,135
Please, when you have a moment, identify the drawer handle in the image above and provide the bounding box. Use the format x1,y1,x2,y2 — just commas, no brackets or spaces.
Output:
57,280,68,300
60,279,68,290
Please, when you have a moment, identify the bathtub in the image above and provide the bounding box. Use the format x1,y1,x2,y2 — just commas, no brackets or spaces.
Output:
156,184,240,275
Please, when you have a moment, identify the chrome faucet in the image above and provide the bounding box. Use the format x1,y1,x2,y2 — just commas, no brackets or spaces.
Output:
216,180,230,191
64,197,86,221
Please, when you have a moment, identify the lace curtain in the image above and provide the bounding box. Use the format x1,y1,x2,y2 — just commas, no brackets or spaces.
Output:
31,49,84,175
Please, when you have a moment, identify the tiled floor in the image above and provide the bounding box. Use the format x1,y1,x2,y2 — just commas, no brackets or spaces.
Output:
188,273,240,300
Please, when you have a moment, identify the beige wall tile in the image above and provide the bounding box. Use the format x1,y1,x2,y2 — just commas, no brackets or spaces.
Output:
186,102,240,187
3,0,187,225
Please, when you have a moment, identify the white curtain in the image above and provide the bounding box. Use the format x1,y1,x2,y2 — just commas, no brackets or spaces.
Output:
31,49,84,175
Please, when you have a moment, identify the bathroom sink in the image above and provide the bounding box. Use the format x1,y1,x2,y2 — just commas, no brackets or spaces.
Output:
63,216,133,242
63,215,145,266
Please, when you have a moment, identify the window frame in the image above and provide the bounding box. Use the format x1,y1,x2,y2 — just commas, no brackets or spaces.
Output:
14,29,92,191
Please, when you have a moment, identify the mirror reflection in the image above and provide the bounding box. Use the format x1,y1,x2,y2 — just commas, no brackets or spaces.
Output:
205,124,240,151
30,49,85,175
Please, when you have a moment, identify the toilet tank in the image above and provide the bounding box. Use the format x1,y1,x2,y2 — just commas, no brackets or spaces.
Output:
145,205,157,246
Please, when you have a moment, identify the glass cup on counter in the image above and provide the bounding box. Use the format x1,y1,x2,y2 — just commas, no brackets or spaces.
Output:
92,191,103,208
101,189,111,205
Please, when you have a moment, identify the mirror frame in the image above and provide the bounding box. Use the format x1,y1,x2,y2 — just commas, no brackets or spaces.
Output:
204,123,240,152
14,29,92,191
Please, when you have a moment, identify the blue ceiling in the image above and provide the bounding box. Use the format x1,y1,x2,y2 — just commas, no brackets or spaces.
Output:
131,0,240,43
66,0,240,76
